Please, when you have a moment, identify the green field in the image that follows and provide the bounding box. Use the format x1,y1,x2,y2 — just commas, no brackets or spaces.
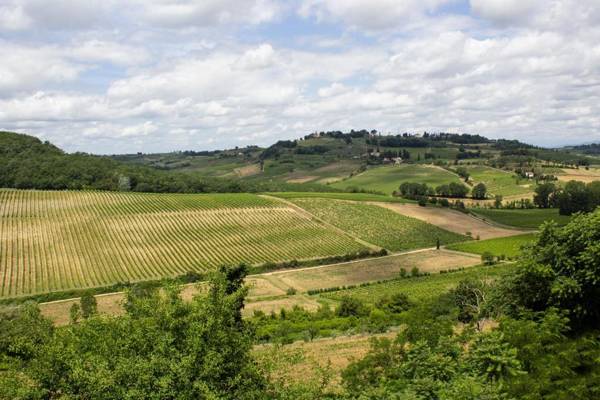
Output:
466,165,533,197
0,190,367,298
330,164,463,194
292,198,466,251
446,233,537,258
471,208,572,229
268,192,412,203
322,264,516,304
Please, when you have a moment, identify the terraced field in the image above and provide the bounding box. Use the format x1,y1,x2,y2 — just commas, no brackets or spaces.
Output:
292,198,466,251
0,190,366,297
330,164,462,194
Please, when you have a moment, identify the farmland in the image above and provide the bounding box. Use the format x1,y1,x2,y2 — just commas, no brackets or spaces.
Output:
292,198,467,251
471,208,572,228
321,263,516,304
329,164,462,194
378,203,522,239
39,249,480,325
446,233,537,259
0,190,367,297
268,192,411,203
466,165,533,197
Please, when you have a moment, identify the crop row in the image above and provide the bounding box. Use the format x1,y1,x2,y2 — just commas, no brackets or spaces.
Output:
321,264,516,304
0,190,365,297
292,198,466,251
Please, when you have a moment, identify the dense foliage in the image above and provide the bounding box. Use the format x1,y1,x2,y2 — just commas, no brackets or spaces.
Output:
0,131,332,194
0,265,269,399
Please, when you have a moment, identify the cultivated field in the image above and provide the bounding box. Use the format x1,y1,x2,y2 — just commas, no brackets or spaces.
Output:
330,164,462,194
38,249,478,325
466,165,533,197
269,249,480,292
292,198,467,251
557,167,600,183
446,233,537,258
377,203,522,239
268,192,410,203
322,264,516,304
253,331,398,390
470,208,571,229
0,190,367,297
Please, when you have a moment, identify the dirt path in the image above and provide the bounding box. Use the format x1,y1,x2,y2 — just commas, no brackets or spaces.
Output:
374,202,523,240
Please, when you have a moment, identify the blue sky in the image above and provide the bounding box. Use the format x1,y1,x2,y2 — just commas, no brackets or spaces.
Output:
1,0,599,153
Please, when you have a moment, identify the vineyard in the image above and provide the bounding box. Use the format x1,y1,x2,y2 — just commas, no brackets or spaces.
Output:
0,190,366,297
321,264,516,304
292,198,467,251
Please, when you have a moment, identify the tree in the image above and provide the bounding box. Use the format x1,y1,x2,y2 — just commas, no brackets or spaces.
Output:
80,292,97,319
502,210,600,330
533,182,557,208
471,183,487,200
336,296,367,317
494,195,503,209
556,180,593,215
1,265,269,399
456,166,470,181
448,182,470,198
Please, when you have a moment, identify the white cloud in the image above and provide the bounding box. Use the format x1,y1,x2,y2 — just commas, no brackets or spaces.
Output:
1,0,600,152
70,40,150,67
299,0,453,30
137,0,282,27
470,0,542,26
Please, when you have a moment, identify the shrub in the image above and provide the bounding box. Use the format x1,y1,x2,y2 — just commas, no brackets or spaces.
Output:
336,296,367,317
481,251,495,265
286,287,297,295
410,266,420,277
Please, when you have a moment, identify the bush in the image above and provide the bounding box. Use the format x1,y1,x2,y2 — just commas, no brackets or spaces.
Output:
336,296,368,317
481,251,495,265
410,266,420,277
286,287,297,295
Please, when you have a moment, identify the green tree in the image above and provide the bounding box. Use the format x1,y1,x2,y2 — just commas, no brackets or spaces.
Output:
472,183,487,200
533,182,557,208
80,292,97,319
502,211,600,329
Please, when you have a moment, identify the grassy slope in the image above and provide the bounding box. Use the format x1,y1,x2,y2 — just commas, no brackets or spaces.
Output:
292,198,466,251
446,233,537,258
471,208,572,229
330,164,463,194
322,264,516,304
467,165,533,196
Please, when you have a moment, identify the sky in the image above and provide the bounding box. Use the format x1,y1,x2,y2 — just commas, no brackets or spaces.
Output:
0,0,599,154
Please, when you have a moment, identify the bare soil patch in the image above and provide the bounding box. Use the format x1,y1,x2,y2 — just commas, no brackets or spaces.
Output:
273,250,480,292
376,203,522,239
286,176,319,184
234,164,261,177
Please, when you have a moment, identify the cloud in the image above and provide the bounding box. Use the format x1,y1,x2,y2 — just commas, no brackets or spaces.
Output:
470,0,542,26
298,0,453,30
137,0,282,28
1,0,600,152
